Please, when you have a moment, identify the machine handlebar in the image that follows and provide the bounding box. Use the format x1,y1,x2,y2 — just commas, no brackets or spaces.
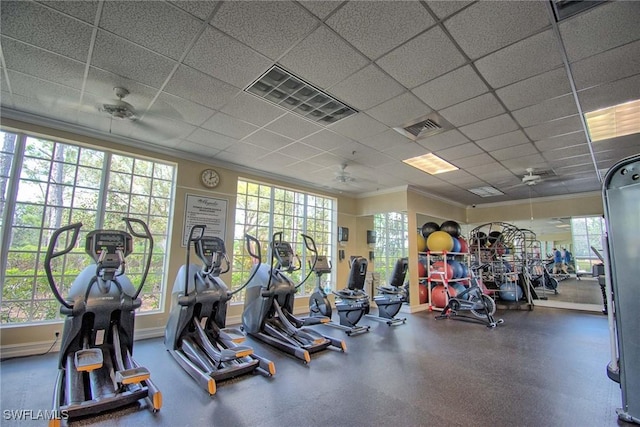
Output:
44,222,83,309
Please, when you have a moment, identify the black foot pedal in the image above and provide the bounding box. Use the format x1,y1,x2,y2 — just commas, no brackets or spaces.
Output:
74,348,103,372
220,346,253,361
115,367,150,384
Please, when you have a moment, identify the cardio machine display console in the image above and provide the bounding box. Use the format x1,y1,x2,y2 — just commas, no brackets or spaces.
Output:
195,237,226,268
273,241,294,269
85,231,133,265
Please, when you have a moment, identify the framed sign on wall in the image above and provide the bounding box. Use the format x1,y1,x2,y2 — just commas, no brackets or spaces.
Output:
182,194,228,247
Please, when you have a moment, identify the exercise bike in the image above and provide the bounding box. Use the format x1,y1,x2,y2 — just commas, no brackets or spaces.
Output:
365,257,408,326
332,256,371,330
434,267,504,328
44,218,161,425
242,232,346,364
164,225,275,396
308,253,370,336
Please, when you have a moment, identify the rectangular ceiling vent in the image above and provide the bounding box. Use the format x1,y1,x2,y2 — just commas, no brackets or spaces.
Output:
550,0,605,22
393,112,453,141
245,65,358,125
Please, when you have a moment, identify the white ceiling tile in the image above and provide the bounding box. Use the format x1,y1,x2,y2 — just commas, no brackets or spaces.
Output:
466,161,509,176
328,113,388,142
416,129,469,152
298,129,352,151
490,143,539,161
451,153,495,169
328,65,405,110
303,151,344,167
92,31,176,89
534,131,586,152
541,144,591,162
265,113,323,141
439,93,505,127
475,130,530,152
153,92,215,126
174,140,223,158
201,112,259,140
212,1,317,60
37,1,99,23
524,115,582,141
165,65,239,110
326,1,435,60
277,142,323,160
425,1,473,20
444,1,549,60
366,92,431,127
84,67,158,109
7,71,81,113
220,141,271,158
412,65,488,111
501,154,548,172
376,26,466,88
169,1,218,20
559,1,640,62
435,142,484,161
2,38,86,90
571,40,640,91
352,150,397,168
185,26,272,88
475,30,563,89
495,67,571,111
381,140,430,161
458,114,519,141
1,2,92,61
243,129,293,151
186,128,238,151
578,73,640,113
512,95,579,128
220,92,286,127
100,2,201,61
256,152,300,169
361,129,412,151
437,169,478,186
280,26,369,89
130,115,196,143
299,1,342,19
330,139,371,160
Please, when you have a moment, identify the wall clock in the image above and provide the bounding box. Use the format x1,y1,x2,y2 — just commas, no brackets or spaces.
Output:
200,168,220,188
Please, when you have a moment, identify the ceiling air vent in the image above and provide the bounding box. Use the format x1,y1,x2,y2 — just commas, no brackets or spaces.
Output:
393,112,453,141
245,65,358,125
550,0,605,22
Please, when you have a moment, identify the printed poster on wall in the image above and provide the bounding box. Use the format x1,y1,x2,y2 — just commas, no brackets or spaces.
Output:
182,194,228,246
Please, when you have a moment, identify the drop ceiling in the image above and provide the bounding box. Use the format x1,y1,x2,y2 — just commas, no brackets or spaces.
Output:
1,0,639,206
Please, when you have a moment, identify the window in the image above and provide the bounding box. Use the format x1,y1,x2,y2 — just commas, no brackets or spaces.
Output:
571,216,606,272
233,179,335,301
373,212,409,282
0,131,175,324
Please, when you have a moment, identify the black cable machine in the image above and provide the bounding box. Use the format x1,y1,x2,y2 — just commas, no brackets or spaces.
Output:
164,225,275,395
241,232,346,364
44,218,161,425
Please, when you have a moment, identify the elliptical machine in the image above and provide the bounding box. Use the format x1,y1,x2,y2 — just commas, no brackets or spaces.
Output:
365,257,408,326
242,232,346,364
332,256,371,330
44,218,161,425
307,252,370,336
164,225,275,396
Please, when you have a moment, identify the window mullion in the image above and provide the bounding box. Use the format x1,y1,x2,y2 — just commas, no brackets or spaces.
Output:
0,133,26,288
95,153,111,229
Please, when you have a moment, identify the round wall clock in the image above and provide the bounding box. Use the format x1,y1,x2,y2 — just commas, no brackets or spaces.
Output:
200,168,220,188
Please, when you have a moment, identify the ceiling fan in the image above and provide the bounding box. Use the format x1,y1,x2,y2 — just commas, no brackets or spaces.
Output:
99,87,138,120
521,167,544,186
334,163,356,185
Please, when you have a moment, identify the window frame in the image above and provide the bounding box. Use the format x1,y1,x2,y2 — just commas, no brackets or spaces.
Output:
373,212,409,284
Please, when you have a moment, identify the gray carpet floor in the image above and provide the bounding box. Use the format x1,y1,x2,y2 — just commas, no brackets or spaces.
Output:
0,306,631,427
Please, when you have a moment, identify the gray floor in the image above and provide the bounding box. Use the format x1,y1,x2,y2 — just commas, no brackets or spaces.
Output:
0,306,632,427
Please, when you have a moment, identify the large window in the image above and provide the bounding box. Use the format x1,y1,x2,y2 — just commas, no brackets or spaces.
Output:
571,216,606,271
0,131,175,324
373,212,409,282
233,179,335,300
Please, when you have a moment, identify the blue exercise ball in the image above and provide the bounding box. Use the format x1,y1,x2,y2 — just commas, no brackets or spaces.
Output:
447,260,463,279
450,283,467,299
499,282,523,301
451,237,461,253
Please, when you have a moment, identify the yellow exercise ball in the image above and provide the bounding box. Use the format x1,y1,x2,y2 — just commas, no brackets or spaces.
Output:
417,231,427,252
427,230,454,252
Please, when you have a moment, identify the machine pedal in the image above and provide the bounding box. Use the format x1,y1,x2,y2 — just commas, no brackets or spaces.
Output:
74,348,103,372
220,346,253,361
115,367,150,384
220,327,246,344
